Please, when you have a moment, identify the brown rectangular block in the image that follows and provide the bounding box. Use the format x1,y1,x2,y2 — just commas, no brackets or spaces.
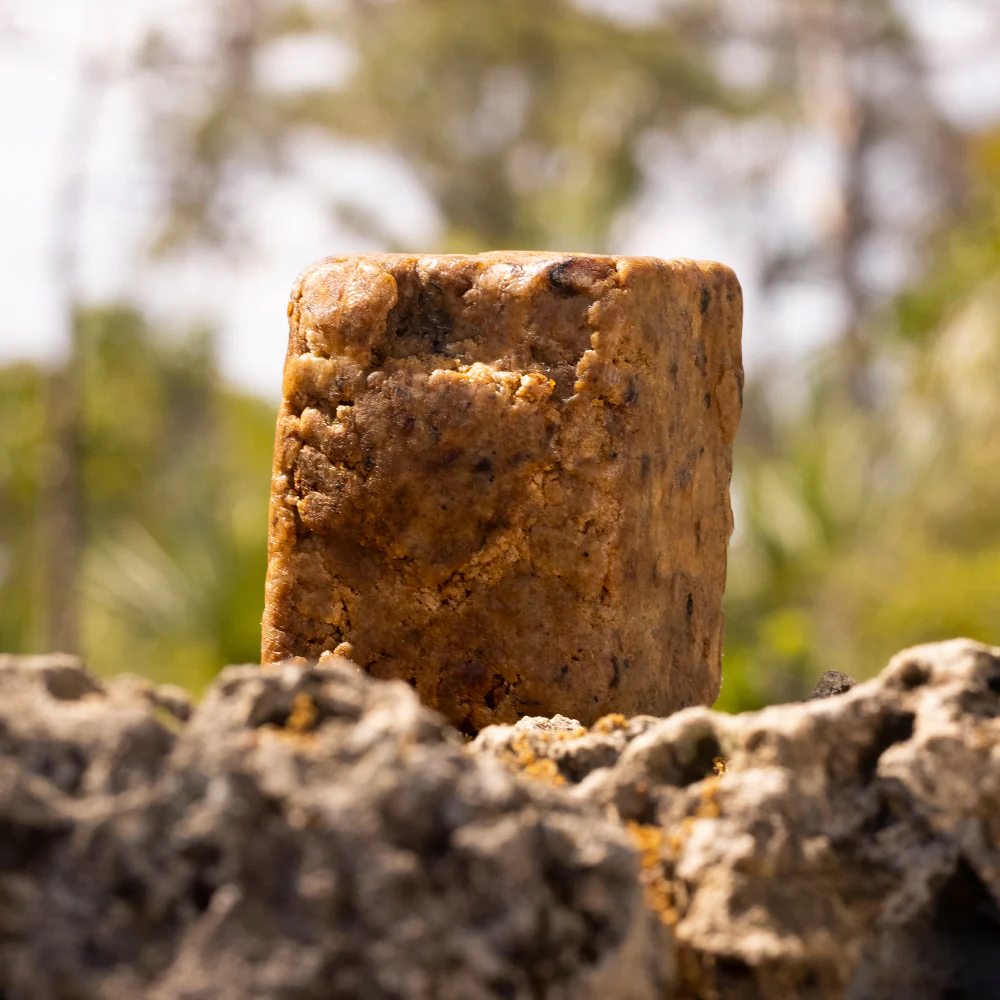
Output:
263,252,742,731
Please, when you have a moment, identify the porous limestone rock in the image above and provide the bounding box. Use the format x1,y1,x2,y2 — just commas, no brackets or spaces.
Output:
0,653,671,1000
1,639,998,999
474,639,1000,999
807,669,857,700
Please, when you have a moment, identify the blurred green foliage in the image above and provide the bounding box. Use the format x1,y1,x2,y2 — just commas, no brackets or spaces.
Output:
0,363,45,654
717,133,1000,709
0,308,274,690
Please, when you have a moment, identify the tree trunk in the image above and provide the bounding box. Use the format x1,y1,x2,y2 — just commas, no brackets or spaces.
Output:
43,352,84,654
42,57,108,654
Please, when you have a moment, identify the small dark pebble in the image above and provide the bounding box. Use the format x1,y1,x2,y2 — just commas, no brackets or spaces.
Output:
807,670,857,701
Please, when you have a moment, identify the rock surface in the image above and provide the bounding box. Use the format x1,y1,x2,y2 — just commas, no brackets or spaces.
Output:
474,639,1000,999
807,669,857,700
2,640,1000,998
0,653,669,1000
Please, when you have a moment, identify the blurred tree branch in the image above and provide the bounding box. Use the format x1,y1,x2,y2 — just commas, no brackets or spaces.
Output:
149,0,748,254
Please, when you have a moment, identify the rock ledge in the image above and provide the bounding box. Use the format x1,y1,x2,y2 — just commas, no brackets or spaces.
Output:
1,639,999,999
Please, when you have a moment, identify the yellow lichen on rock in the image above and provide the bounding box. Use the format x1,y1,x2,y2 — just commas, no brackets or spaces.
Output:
626,822,679,927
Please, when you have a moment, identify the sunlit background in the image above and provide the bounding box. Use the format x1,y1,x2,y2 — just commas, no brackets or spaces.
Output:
2,0,999,708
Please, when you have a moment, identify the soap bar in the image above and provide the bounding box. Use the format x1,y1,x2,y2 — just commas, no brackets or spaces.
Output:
263,252,742,731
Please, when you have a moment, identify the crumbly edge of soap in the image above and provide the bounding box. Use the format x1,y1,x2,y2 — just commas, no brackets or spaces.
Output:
262,253,743,725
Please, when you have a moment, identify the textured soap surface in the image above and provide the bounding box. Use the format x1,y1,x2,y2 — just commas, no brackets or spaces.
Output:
262,252,742,731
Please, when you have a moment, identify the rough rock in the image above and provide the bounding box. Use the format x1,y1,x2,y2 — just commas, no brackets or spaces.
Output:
0,653,670,999
475,639,1000,998
2,639,999,999
807,669,857,700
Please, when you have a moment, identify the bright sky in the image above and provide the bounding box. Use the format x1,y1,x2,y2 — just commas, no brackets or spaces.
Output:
1,0,999,400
